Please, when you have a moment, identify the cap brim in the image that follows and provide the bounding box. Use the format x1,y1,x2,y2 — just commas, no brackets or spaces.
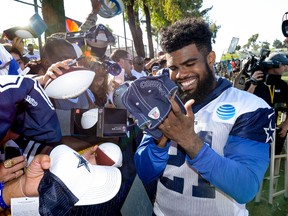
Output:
282,59,288,65
49,145,122,206
75,164,121,205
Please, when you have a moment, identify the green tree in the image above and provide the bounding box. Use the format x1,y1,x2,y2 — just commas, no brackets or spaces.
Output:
42,0,66,37
273,39,286,48
125,0,146,57
261,41,270,50
125,0,217,57
40,0,219,58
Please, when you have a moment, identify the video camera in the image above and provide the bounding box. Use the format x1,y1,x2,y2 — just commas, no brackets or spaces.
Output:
89,60,122,77
242,49,280,78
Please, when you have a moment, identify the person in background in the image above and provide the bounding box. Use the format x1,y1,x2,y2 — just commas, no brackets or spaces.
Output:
110,49,135,81
134,17,275,216
39,36,95,110
3,44,26,71
108,49,136,104
24,43,40,61
245,53,288,155
131,56,147,78
151,65,160,76
0,138,99,213
143,57,151,74
244,53,288,185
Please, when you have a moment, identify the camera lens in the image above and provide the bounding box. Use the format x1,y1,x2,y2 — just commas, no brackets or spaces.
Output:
105,61,122,76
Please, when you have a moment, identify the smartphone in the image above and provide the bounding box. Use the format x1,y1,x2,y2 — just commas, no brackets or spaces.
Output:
5,146,22,160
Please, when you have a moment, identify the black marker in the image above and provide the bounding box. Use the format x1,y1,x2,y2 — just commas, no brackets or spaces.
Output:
68,56,85,66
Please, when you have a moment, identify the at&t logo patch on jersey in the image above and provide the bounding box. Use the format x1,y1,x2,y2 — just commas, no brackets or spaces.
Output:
212,103,237,123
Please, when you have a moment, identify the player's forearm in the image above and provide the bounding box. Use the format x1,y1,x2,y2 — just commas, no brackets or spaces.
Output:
187,137,269,204
135,136,170,183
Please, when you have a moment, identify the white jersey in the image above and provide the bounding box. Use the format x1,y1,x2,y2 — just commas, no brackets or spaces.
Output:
152,86,272,216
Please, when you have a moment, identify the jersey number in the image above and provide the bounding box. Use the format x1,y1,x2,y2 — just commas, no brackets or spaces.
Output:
160,131,215,198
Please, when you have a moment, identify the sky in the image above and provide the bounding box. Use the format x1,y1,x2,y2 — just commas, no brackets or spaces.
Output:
1,0,287,61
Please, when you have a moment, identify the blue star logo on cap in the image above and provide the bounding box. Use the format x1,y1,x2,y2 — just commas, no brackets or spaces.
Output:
216,104,236,120
73,152,91,173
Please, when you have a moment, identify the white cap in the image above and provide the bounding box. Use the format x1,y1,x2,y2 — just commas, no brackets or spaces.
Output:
49,144,122,205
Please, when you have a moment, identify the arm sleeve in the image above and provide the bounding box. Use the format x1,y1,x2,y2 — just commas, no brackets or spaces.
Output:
187,135,270,204
134,135,171,183
0,76,62,144
80,12,98,32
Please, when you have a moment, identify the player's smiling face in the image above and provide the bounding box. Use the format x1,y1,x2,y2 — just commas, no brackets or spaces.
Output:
167,43,217,104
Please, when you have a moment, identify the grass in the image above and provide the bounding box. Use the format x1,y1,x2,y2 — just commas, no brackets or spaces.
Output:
246,161,288,216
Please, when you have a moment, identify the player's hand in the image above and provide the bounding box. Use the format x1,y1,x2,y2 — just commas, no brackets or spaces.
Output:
158,94,203,158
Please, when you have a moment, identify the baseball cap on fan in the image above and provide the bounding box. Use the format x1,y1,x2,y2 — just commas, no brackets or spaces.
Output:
85,24,116,57
266,53,288,65
38,145,121,215
122,74,186,139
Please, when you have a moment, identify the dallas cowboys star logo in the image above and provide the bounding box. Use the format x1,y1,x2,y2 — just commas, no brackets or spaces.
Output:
264,119,275,143
73,152,91,173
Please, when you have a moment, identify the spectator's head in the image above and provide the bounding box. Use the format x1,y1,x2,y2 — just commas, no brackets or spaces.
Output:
85,24,115,58
266,53,288,75
41,37,78,71
3,43,25,70
0,43,22,75
110,49,132,73
27,43,34,52
151,65,160,76
132,56,145,72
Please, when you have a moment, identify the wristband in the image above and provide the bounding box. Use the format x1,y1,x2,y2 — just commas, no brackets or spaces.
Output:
0,182,9,210
250,77,258,85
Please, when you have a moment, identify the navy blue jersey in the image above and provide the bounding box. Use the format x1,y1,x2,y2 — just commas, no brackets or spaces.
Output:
135,78,275,216
0,75,61,144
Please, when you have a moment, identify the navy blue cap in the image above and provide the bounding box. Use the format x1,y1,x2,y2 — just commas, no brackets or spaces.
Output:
122,74,185,139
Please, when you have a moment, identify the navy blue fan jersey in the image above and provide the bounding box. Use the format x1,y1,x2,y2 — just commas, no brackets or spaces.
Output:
135,78,275,216
0,75,62,144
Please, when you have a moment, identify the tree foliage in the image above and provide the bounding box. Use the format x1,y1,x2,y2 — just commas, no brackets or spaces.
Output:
241,33,287,54
126,0,218,57
40,0,220,58
273,39,286,48
42,0,66,37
